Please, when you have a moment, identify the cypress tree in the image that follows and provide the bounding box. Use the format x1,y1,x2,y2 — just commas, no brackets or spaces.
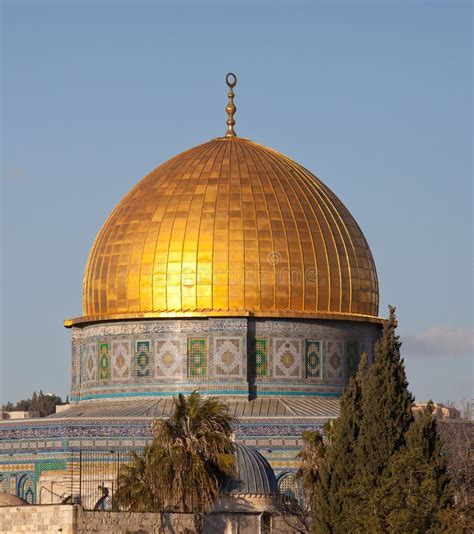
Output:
310,354,368,533
378,403,454,533
305,306,457,533
346,306,412,531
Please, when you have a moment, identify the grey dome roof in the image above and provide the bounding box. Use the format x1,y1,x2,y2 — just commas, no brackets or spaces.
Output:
222,444,278,495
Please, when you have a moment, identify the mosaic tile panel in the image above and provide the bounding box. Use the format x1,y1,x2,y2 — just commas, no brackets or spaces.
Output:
79,345,85,384
214,337,241,377
71,343,79,387
155,339,181,377
347,340,360,379
98,342,110,381
254,339,268,377
326,341,344,381
209,318,247,332
236,422,325,438
187,338,208,378
71,317,381,399
0,475,8,493
111,341,131,380
305,340,322,378
134,341,152,378
273,339,301,378
83,343,97,383
35,460,67,478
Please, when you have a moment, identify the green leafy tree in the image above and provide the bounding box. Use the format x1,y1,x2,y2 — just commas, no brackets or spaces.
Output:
2,390,64,417
35,391,63,417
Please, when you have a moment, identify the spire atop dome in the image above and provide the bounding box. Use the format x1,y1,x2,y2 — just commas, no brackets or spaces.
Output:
225,72,237,137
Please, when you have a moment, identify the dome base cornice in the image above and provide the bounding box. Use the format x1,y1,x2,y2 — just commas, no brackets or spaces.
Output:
64,310,384,328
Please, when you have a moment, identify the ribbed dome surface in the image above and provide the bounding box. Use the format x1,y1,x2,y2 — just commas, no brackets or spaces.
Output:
222,444,278,495
73,136,379,325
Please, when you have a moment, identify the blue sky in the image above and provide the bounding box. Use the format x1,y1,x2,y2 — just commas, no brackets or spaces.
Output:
1,2,472,405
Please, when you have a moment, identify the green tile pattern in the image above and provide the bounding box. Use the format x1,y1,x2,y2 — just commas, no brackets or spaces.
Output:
255,338,268,377
135,341,151,378
305,340,322,378
34,460,67,478
98,342,110,381
187,338,208,378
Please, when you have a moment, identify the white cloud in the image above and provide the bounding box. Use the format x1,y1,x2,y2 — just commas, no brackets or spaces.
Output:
402,326,474,357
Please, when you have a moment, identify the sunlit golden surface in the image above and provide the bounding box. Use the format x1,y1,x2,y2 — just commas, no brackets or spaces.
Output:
70,137,379,326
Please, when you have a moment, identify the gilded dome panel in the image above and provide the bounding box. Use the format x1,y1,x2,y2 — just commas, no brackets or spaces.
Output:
72,137,379,325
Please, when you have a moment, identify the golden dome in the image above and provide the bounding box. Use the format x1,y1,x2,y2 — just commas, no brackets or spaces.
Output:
68,136,379,326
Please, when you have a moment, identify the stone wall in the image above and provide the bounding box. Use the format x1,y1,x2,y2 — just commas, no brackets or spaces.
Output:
0,504,77,533
72,317,381,401
0,505,195,533
78,509,196,533
0,504,304,533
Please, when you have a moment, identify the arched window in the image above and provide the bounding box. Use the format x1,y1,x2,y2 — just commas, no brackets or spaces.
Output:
17,474,35,504
277,471,299,501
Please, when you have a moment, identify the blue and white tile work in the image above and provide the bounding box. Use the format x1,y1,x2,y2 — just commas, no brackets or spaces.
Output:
1,317,381,503
70,318,380,402
0,397,339,503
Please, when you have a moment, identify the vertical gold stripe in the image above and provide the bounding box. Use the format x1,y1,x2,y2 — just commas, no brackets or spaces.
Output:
234,140,261,310
247,143,292,310
243,144,278,310
259,146,318,312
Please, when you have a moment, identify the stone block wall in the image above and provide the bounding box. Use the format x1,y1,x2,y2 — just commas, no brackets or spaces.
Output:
0,504,308,533
0,504,77,533
77,509,196,533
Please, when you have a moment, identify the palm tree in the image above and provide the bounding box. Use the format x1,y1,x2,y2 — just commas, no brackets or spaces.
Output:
115,391,236,522
114,445,165,512
152,391,236,514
